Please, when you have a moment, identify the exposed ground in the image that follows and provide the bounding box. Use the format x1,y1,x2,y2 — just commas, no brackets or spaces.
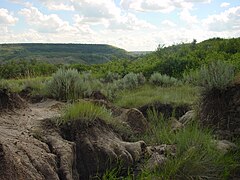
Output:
0,99,67,180
0,86,239,179
0,97,168,179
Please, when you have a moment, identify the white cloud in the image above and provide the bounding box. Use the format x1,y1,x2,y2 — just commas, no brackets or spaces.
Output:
120,0,175,13
107,13,156,30
70,0,155,31
19,7,76,33
120,0,211,13
45,3,74,11
36,0,73,11
161,20,176,27
71,0,121,19
2,0,239,51
8,0,32,7
0,8,18,25
180,9,198,24
220,2,230,8
204,6,240,31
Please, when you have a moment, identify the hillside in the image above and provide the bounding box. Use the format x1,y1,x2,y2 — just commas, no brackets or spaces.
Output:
0,43,130,64
1,37,240,79
90,37,240,78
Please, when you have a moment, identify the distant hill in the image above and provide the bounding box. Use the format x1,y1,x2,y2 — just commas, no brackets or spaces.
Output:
0,43,131,64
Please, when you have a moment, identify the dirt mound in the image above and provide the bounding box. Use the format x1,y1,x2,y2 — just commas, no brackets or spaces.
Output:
86,99,149,135
60,118,147,179
200,83,240,139
0,99,176,180
89,90,108,101
0,89,27,111
138,102,190,119
19,87,45,103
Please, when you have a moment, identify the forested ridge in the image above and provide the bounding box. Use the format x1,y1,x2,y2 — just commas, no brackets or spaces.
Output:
0,37,240,79
0,43,130,64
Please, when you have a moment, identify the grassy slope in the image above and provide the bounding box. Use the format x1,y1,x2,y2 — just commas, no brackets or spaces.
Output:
114,84,199,108
0,43,130,64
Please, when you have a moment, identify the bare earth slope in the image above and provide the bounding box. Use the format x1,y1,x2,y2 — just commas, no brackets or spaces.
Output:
0,98,178,180
0,100,73,180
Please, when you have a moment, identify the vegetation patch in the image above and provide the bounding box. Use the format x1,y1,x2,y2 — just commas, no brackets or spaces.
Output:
124,110,239,179
62,100,112,125
149,72,182,87
114,85,198,108
61,100,132,138
46,68,84,101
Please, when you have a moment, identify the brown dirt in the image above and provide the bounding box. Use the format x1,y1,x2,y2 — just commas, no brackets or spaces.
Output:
0,97,179,180
199,83,240,139
0,89,27,111
0,99,69,180
138,101,190,119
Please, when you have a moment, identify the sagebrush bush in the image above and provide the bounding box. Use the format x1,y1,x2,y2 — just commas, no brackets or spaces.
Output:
182,70,199,85
101,82,119,101
103,71,121,83
46,68,84,101
118,72,146,90
149,72,181,87
196,60,235,91
23,79,47,95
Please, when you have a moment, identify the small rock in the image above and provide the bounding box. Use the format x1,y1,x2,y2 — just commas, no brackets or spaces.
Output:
147,144,176,157
169,117,183,132
179,110,195,125
215,140,237,154
124,108,148,134
146,152,167,171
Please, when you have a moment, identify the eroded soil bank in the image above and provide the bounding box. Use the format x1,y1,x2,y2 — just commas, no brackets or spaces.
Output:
0,96,175,179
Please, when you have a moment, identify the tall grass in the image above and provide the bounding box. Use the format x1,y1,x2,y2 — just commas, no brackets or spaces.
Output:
62,100,112,125
0,76,50,93
134,109,239,179
114,85,199,108
61,100,132,136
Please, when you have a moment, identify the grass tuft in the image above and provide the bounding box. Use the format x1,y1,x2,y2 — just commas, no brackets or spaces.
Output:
62,100,112,125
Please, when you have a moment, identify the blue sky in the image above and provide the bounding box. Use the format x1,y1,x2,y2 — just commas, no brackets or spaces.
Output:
0,0,239,51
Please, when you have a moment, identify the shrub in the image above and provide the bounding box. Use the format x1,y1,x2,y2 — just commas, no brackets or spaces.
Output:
117,72,146,90
103,71,121,83
101,82,119,101
196,60,235,91
149,72,181,87
23,78,47,95
182,70,199,86
46,68,84,101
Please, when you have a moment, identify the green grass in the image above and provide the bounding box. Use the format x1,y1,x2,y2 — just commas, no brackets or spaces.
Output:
0,76,50,93
103,109,239,179
134,110,239,179
114,84,199,108
62,100,112,125
61,100,133,136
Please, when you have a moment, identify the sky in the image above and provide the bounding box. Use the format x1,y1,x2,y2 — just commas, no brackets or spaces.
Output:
0,0,239,51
